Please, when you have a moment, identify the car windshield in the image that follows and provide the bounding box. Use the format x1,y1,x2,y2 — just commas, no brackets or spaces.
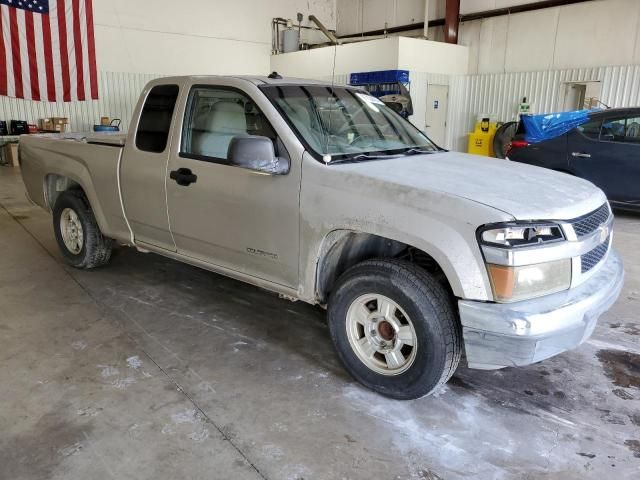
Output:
261,84,438,161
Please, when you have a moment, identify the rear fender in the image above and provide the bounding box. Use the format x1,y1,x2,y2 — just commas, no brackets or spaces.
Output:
44,168,111,237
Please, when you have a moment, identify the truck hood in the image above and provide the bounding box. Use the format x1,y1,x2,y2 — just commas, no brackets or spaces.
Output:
336,151,606,220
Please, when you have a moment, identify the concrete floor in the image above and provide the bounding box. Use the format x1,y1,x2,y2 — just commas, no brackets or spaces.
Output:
0,167,638,480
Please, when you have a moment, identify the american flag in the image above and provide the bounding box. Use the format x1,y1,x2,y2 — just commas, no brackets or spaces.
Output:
0,0,98,102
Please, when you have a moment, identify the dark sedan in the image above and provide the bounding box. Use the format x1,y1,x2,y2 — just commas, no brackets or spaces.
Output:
508,107,640,211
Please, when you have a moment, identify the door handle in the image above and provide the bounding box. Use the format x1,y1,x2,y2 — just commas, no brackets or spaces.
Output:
169,168,197,186
571,152,591,158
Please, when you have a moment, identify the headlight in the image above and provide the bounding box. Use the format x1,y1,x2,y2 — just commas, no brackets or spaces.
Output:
486,259,571,302
480,224,564,247
479,222,571,302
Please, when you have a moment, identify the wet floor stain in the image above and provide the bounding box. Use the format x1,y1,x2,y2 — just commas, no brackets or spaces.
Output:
624,440,640,458
448,376,475,391
596,349,640,389
612,388,635,400
611,322,640,336
598,408,627,425
629,414,640,427
576,452,596,459
12,215,30,221
0,412,91,479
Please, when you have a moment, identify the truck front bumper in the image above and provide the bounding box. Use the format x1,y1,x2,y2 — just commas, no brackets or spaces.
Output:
458,250,624,370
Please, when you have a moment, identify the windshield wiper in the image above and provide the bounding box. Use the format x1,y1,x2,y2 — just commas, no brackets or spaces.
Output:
327,152,397,164
403,147,436,155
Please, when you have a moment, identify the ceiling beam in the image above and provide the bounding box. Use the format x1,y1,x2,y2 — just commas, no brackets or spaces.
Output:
444,0,460,44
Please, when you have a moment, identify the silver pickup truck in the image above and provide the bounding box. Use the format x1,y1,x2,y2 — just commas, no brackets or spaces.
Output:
19,75,624,399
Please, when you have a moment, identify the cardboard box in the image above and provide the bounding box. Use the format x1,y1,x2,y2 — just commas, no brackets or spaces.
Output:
39,118,54,131
40,117,69,132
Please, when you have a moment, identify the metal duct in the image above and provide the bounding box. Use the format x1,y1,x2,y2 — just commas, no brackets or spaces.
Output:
308,15,341,45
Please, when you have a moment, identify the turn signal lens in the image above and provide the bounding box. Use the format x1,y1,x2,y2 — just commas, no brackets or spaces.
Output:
487,259,571,302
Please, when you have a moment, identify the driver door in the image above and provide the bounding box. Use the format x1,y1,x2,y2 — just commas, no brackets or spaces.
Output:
165,81,301,288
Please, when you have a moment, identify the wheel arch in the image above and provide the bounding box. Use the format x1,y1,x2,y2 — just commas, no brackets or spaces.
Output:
44,173,111,236
45,173,83,210
315,229,460,304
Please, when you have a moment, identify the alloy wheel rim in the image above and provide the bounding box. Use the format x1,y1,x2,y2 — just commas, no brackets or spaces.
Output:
60,208,84,254
345,293,418,376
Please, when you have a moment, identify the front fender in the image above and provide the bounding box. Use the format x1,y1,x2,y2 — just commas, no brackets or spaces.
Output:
302,218,493,303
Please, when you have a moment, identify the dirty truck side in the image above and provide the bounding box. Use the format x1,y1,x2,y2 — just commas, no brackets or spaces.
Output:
19,76,624,399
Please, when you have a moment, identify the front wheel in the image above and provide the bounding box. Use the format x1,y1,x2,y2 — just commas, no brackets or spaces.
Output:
327,259,462,400
53,190,113,269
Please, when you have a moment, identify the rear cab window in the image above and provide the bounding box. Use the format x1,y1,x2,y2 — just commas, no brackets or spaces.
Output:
136,84,180,153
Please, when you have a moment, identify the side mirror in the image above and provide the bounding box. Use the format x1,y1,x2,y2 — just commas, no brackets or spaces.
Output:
227,135,290,175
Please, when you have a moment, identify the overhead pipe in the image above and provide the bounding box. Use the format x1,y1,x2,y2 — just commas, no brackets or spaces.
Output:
272,17,330,32
423,0,430,38
460,0,593,22
308,15,341,45
272,16,339,53
444,0,460,44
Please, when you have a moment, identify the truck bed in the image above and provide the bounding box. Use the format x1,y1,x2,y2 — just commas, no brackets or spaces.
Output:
19,132,131,244
55,132,127,146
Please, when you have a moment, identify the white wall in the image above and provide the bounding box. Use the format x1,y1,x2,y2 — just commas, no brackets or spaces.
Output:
337,0,446,36
337,1,640,75
459,0,640,74
94,0,337,75
271,38,400,78
397,37,468,74
460,0,548,15
271,36,467,77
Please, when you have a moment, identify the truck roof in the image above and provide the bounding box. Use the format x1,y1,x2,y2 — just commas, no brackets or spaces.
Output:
146,74,346,87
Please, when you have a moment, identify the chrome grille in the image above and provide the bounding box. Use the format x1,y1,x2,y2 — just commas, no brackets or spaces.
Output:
581,236,610,273
570,203,610,238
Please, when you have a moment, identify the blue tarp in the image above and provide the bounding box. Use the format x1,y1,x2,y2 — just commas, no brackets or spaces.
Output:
521,109,599,143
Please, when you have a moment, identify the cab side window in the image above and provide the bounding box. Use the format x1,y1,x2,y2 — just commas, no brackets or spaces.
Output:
181,86,276,162
601,116,640,143
136,84,179,153
576,119,602,140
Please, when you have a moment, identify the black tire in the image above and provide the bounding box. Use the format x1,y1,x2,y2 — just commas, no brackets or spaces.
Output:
327,259,462,400
52,189,113,269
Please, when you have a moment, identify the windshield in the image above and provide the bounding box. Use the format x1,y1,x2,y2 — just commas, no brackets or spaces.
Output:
261,85,438,161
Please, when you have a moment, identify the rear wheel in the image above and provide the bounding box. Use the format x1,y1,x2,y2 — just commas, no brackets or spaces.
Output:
327,259,462,399
53,190,113,269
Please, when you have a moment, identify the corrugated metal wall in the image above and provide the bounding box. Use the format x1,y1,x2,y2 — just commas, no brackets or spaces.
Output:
6,64,640,152
447,64,640,152
0,71,160,133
